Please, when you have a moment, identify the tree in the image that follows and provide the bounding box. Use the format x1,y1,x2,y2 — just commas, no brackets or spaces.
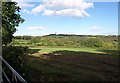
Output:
2,2,24,46
82,37,104,48
31,37,40,45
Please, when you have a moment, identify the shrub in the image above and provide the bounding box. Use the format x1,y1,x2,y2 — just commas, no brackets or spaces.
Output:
2,46,28,80
81,38,104,48
31,37,40,44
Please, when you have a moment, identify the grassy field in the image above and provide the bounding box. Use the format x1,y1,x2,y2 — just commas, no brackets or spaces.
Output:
11,37,119,81
25,47,119,81
29,47,104,53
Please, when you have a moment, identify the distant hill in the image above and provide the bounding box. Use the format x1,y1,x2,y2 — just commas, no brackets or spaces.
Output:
46,34,118,37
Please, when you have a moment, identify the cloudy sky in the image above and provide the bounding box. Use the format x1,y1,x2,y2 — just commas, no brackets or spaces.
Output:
12,0,118,36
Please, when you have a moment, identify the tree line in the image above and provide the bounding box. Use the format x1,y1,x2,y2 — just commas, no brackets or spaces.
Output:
13,35,118,49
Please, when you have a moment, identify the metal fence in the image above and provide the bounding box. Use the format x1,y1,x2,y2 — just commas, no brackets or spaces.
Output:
0,56,27,83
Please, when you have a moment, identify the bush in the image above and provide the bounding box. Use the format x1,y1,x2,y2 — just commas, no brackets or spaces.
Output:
2,46,28,80
31,37,41,45
81,38,104,48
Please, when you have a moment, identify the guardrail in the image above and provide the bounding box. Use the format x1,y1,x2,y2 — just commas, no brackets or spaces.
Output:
0,56,27,83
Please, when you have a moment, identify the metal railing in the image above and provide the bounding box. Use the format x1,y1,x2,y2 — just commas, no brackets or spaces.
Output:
0,56,27,83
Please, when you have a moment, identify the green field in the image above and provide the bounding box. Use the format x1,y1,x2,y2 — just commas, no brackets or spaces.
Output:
10,36,119,81
29,46,119,56
29,47,103,53
24,46,119,81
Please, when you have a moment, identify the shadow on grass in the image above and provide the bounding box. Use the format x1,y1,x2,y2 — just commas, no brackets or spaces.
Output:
26,50,119,81
28,48,41,54
97,49,119,56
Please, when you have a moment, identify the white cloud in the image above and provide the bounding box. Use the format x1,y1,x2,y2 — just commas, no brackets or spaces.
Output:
42,8,90,17
43,0,93,10
22,9,31,14
27,26,46,31
12,0,23,2
11,0,42,2
31,5,44,14
17,2,34,8
12,0,34,8
89,26,101,33
42,9,55,16
26,0,93,17
56,9,89,17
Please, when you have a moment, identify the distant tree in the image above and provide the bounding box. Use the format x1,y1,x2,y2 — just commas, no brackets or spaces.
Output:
22,36,32,40
14,36,22,39
2,2,24,46
82,37,104,48
31,37,40,45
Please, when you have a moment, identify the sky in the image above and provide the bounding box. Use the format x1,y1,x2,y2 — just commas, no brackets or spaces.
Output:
12,0,118,36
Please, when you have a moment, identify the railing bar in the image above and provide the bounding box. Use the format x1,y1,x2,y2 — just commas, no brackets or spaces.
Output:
2,70,11,83
12,73,18,83
14,75,18,83
0,56,27,83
